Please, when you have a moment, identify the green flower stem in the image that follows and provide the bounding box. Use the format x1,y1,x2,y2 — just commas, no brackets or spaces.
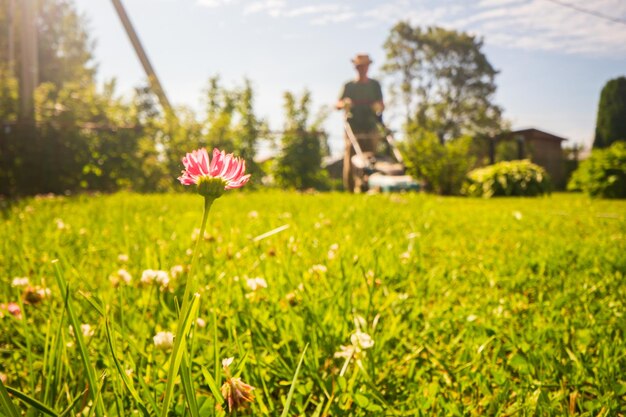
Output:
183,196,214,302
161,195,214,417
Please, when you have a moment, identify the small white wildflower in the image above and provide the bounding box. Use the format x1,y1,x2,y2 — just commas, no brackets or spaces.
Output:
246,277,267,291
351,330,374,351
248,210,259,219
154,270,170,289
54,218,66,230
125,368,134,378
512,211,523,221
110,269,132,287
196,317,207,328
327,243,339,260
81,324,95,338
334,345,355,359
141,269,157,284
309,264,327,274
11,277,30,287
118,254,129,263
170,265,184,279
222,357,234,368
140,269,169,289
153,331,174,351
69,324,94,339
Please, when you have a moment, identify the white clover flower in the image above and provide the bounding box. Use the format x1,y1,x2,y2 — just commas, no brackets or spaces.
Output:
222,357,234,369
81,324,95,338
154,270,170,289
153,331,174,351
69,324,95,339
248,210,259,219
140,269,169,289
351,330,374,351
334,345,355,359
512,211,523,220
110,269,132,287
54,218,66,230
246,277,267,291
328,243,339,260
309,264,327,274
11,277,30,287
170,265,184,279
141,269,157,284
118,254,129,263
196,317,207,328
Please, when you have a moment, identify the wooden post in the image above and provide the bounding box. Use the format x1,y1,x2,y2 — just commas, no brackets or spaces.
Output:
516,135,525,160
8,0,16,75
19,0,38,124
111,0,175,118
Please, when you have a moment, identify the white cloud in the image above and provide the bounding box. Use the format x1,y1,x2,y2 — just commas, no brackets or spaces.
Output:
243,0,285,15
196,0,236,7
359,0,626,58
196,0,626,56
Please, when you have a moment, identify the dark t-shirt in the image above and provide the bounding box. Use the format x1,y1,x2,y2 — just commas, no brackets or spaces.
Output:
339,79,383,133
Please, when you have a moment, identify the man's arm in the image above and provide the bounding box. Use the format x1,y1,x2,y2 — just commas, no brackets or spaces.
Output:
336,82,351,110
372,79,384,114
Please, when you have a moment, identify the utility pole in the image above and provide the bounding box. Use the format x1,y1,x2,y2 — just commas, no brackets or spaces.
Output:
111,0,175,118
19,0,38,124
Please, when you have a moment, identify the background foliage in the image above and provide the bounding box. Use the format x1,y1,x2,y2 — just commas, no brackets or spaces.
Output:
593,77,626,149
399,128,476,195
0,0,328,197
463,159,551,198
568,141,626,199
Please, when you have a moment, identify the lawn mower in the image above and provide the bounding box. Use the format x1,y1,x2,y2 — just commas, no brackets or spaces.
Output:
344,118,420,193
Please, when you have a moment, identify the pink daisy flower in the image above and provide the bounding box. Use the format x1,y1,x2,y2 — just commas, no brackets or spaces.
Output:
178,148,251,198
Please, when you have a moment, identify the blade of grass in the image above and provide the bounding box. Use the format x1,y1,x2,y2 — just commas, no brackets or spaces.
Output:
58,388,88,417
181,353,199,417
52,260,105,417
0,378,20,417
104,317,151,417
279,344,308,417
4,386,58,417
200,367,224,405
160,292,201,416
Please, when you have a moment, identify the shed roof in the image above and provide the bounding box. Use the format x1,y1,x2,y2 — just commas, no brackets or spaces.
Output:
510,128,568,142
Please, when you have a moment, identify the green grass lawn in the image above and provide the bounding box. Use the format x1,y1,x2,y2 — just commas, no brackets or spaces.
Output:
1,192,625,416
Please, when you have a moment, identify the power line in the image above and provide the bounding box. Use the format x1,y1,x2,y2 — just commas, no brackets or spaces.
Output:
542,0,626,27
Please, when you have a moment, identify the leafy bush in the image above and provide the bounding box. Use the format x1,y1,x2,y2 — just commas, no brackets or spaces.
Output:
274,90,330,190
568,141,626,198
400,129,475,195
463,159,550,197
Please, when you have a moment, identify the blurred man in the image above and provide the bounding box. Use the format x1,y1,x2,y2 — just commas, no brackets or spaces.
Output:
336,54,384,192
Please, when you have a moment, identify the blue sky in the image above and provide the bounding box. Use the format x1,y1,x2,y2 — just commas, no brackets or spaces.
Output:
74,0,626,155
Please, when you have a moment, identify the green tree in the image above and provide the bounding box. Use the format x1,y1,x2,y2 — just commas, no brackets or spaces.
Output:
274,90,329,190
383,22,503,143
399,127,475,195
593,77,626,149
0,0,95,85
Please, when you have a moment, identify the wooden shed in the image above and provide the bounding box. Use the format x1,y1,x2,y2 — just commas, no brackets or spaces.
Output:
494,128,567,188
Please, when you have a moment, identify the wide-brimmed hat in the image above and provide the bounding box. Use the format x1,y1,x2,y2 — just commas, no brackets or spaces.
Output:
351,54,373,66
